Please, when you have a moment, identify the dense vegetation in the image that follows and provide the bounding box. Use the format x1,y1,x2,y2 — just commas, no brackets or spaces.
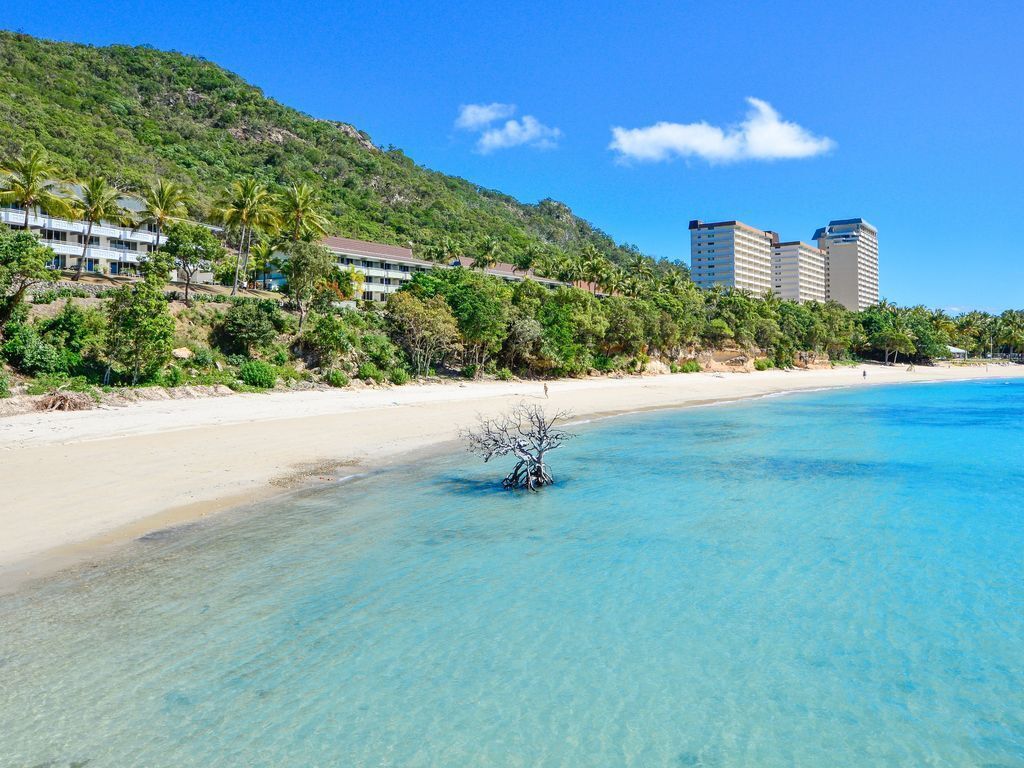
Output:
0,30,654,269
3,220,1024,403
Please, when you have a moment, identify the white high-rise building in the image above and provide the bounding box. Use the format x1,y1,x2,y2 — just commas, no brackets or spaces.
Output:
813,218,879,310
771,241,827,303
688,219,774,294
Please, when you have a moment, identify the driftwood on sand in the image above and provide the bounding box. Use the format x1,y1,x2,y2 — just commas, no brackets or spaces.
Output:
462,403,574,491
34,390,95,412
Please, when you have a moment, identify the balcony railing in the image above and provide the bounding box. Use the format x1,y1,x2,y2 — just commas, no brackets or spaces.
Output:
0,208,158,245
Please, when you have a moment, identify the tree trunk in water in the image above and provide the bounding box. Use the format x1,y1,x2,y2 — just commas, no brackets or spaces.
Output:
73,220,95,282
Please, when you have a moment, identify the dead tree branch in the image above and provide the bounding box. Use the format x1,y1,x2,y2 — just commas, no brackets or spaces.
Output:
462,402,575,491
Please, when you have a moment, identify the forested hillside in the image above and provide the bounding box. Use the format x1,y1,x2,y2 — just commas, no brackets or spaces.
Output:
0,30,644,263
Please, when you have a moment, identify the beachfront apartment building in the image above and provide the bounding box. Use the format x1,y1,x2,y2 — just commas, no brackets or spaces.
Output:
688,219,774,294
320,236,569,302
771,241,827,303
813,218,879,311
1,202,163,275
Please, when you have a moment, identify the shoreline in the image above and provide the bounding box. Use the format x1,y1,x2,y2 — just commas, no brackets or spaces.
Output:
2,363,1022,593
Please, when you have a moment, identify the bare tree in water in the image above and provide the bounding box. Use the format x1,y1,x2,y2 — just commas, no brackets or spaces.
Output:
463,403,574,491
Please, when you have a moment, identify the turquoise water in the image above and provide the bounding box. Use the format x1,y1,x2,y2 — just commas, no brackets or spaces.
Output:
2,380,1024,767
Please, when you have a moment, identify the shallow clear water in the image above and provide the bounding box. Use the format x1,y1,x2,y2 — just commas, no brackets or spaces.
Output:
2,380,1024,767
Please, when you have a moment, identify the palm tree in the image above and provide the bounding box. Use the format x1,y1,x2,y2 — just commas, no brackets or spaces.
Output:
71,176,133,281
213,178,279,294
579,246,608,294
512,242,544,275
660,270,687,294
248,237,280,291
0,148,73,229
139,178,191,252
471,236,505,271
278,182,329,242
626,254,654,284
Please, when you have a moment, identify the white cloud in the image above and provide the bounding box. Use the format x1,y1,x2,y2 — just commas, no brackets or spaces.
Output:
609,98,835,163
455,102,516,131
477,115,562,153
455,103,562,153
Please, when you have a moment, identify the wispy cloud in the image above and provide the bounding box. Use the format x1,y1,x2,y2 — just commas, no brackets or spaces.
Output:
455,102,516,131
609,98,835,163
455,103,562,153
478,116,562,153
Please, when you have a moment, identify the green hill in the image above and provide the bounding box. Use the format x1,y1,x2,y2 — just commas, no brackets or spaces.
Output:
0,30,646,264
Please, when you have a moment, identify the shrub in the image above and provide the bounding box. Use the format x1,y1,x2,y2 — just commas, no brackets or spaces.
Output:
216,300,279,355
0,372,10,398
754,358,773,371
161,364,186,388
388,367,410,385
189,344,215,368
675,359,701,373
325,369,350,388
495,367,514,381
238,360,277,389
301,312,356,366
1,324,65,375
357,361,385,383
360,332,404,371
32,287,90,304
268,344,290,366
462,363,478,379
26,374,95,396
225,353,248,368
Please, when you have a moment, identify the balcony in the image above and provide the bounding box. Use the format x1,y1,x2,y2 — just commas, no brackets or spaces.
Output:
43,240,142,263
0,209,158,245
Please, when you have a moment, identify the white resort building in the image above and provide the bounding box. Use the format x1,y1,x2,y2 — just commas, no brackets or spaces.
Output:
1,201,162,275
771,240,827,303
813,218,879,311
319,236,570,302
688,219,775,294
690,216,879,308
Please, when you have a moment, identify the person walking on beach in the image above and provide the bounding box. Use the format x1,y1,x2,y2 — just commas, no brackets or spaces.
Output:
863,370,867,379
544,382,549,398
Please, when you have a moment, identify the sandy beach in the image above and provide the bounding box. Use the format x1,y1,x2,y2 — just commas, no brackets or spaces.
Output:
2,363,1021,588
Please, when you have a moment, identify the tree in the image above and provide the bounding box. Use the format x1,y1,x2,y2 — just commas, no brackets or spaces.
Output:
463,403,574,491
139,179,191,252
248,237,278,290
278,182,329,242
0,228,58,332
104,279,175,384
281,240,336,331
217,300,278,356
386,291,461,376
407,268,511,374
213,178,279,295
470,235,505,271
71,176,133,280
159,221,225,304
0,148,72,229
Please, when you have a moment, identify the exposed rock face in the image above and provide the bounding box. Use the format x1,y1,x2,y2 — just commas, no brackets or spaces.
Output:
172,347,193,360
227,125,299,145
331,122,379,153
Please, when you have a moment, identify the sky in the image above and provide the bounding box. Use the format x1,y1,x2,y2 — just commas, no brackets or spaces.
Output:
10,0,1024,310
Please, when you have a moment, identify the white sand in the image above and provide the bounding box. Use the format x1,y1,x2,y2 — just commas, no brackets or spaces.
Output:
2,363,1021,585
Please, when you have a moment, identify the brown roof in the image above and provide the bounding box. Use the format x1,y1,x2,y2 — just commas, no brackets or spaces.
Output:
321,236,417,261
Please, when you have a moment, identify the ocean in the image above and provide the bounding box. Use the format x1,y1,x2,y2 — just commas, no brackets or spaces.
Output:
2,379,1023,767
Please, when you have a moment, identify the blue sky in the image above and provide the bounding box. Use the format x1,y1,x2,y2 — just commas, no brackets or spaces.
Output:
11,0,1024,310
